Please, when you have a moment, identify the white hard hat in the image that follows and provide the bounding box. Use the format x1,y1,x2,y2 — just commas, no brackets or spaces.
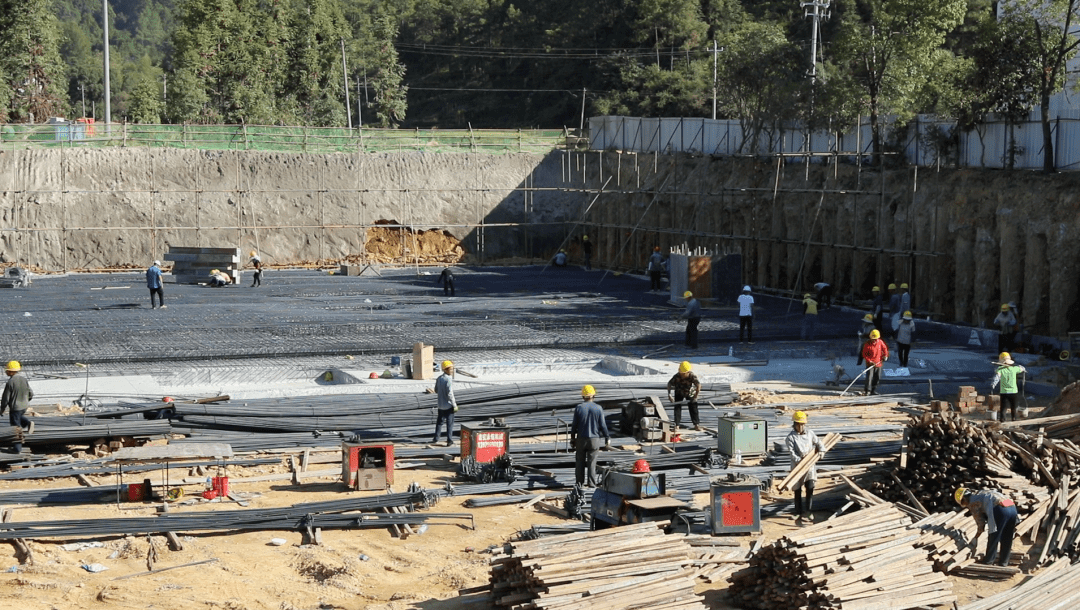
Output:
742,285,751,292
153,260,161,266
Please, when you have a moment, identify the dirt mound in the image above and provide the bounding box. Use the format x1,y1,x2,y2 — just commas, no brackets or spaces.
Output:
339,221,467,265
1040,381,1080,418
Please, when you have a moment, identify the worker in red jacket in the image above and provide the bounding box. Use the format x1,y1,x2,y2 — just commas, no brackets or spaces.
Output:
860,329,889,396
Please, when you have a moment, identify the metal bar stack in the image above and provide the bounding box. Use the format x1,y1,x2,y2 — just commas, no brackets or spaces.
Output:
488,522,707,609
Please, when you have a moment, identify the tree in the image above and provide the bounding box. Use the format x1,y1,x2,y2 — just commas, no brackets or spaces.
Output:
282,0,350,126
0,0,68,122
831,0,967,160
128,75,166,123
1003,0,1080,172
368,16,407,127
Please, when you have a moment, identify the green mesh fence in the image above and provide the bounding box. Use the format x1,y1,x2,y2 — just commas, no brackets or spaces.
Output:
0,123,570,154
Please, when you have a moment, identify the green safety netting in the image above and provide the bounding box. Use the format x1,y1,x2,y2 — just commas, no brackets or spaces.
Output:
0,123,570,154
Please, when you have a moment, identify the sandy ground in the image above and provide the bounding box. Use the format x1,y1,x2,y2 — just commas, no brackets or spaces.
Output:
0,400,1049,610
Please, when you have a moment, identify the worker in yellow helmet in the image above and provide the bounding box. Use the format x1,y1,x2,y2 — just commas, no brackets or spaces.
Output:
249,251,263,287
552,249,568,267
667,361,703,431
860,329,889,395
431,360,458,446
801,292,819,341
886,283,901,336
571,385,610,486
787,411,826,523
993,303,1018,354
955,486,1018,566
857,314,876,366
896,311,916,368
1,360,34,453
208,268,231,288
679,291,701,349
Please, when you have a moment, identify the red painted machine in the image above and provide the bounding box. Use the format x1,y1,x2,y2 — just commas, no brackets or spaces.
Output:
342,442,395,490
457,424,516,483
710,474,762,534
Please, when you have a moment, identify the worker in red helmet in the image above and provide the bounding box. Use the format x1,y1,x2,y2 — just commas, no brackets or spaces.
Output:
632,459,651,474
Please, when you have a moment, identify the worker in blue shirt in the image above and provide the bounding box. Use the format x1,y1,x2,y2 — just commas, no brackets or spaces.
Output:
146,260,166,309
571,385,610,486
680,291,702,349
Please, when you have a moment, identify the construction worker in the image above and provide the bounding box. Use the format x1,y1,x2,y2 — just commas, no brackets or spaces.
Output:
882,283,899,335
870,286,884,330
738,285,754,343
680,291,701,349
895,311,916,367
438,266,456,296
647,247,665,292
0,361,33,454
146,260,166,309
899,283,911,318
570,385,610,486
955,487,1018,566
431,360,458,446
249,251,263,287
667,361,702,431
814,282,833,309
208,269,231,287
992,352,1027,422
581,235,592,271
993,304,1018,353
552,249,568,267
857,314,876,365
801,293,818,341
787,411,826,523
861,329,889,395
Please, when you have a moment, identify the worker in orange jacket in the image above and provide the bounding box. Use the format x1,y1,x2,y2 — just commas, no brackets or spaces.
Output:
861,329,889,396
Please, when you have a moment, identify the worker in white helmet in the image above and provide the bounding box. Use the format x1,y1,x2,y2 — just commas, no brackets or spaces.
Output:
432,360,458,446
249,251,263,287
787,411,826,523
146,260,166,309
737,285,754,343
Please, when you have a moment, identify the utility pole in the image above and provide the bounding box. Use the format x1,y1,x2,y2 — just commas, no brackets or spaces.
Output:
801,0,831,84
102,0,111,125
80,83,86,119
711,40,718,120
162,73,167,103
341,39,352,130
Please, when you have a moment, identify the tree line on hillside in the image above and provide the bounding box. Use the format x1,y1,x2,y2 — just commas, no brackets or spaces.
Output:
1,0,1078,170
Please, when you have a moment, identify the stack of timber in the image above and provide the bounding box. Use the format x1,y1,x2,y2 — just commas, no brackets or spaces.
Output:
959,556,1080,610
682,535,753,584
1019,476,1080,565
867,411,1009,513
728,503,954,610
488,522,707,609
165,247,241,284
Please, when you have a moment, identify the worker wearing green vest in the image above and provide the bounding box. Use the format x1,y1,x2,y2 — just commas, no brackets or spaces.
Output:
991,352,1027,421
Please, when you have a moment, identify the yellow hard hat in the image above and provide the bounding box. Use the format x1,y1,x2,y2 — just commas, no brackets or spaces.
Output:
900,283,909,289
888,283,897,290
872,286,880,292
582,235,588,241
998,352,1011,362
869,329,881,339
249,250,257,257
5,360,20,372
210,269,218,275
954,488,968,505
862,314,874,322
679,361,692,373
581,384,596,397
1000,303,1010,311
903,311,913,319
441,360,454,370
792,411,808,424
683,291,693,298
804,293,811,299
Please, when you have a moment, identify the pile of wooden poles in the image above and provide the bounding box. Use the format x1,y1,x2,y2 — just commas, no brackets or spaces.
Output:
728,503,955,610
488,522,708,609
959,556,1080,609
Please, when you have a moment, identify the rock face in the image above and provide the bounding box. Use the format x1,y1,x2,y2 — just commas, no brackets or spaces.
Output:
0,148,578,270
581,152,1080,336
3,146,1079,334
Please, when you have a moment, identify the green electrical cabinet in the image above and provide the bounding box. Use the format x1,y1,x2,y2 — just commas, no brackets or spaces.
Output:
717,415,768,457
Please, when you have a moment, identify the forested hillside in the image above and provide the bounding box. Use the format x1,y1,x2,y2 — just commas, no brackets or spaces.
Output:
0,0,1076,167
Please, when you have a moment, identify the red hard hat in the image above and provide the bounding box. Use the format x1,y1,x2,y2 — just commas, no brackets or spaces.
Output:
632,459,651,474
162,396,174,403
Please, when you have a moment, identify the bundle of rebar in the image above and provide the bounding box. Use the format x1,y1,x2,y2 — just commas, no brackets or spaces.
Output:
728,503,954,610
488,522,707,609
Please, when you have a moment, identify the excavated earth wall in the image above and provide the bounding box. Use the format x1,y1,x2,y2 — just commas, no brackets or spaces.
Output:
2,147,1079,335
582,152,1080,336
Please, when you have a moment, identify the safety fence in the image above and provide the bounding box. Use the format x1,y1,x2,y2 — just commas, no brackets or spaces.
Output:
588,114,1080,170
0,123,569,155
